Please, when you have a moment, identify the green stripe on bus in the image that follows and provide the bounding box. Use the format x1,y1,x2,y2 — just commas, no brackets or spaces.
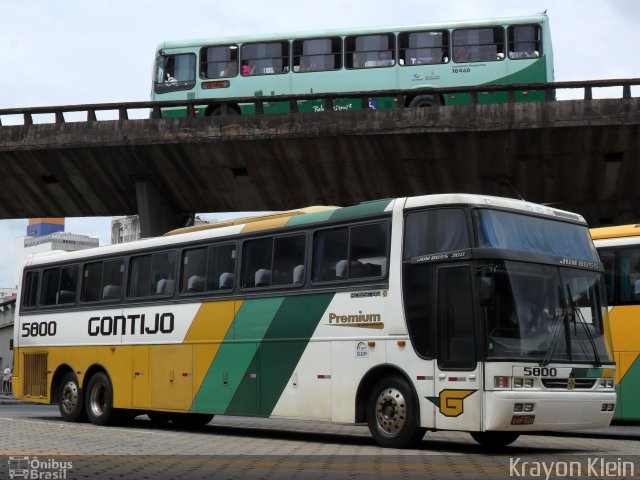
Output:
286,209,336,227
191,297,284,413
226,293,334,416
328,199,392,221
617,356,640,421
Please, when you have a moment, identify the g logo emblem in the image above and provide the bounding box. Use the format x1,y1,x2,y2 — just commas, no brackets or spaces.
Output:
427,389,477,417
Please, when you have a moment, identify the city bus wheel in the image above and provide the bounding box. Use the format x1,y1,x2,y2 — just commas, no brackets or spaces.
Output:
85,372,115,426
408,95,437,107
470,431,520,448
58,372,85,422
170,412,214,427
367,376,425,448
207,105,239,116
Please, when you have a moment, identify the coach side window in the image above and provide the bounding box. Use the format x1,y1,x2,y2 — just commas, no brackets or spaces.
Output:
41,265,78,306
181,243,236,293
403,208,470,259
242,235,306,288
81,259,124,302
313,222,389,282
128,252,177,298
21,271,39,309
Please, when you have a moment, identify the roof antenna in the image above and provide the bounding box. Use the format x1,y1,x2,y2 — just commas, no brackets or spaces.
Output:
498,175,526,202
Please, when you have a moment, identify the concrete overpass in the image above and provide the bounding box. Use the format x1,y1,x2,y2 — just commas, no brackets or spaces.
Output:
1,79,639,236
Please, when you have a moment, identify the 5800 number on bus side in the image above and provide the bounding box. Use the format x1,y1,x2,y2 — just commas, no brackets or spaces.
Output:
21,321,57,337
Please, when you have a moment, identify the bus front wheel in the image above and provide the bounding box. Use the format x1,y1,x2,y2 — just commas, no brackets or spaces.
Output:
367,376,425,448
58,372,85,422
408,95,437,108
85,372,115,426
470,431,520,448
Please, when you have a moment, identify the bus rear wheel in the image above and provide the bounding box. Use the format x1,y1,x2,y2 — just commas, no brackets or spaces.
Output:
58,372,85,422
408,95,437,108
85,372,115,426
367,376,425,448
470,431,520,448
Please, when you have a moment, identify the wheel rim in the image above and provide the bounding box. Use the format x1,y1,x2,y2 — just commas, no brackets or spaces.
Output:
89,383,106,418
375,387,407,435
61,381,78,415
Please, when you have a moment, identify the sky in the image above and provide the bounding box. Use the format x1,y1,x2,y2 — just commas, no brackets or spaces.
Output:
0,0,639,287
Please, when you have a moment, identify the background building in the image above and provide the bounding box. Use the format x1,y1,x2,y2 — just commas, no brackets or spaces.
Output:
111,215,210,244
0,294,16,377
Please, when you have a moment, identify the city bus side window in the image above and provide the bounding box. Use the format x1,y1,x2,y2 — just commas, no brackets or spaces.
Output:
507,24,542,59
345,34,395,69
200,45,238,79
398,30,449,65
21,271,39,309
292,37,341,72
452,27,504,62
241,41,289,76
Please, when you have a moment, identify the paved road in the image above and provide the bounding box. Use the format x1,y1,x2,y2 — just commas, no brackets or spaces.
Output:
0,404,638,479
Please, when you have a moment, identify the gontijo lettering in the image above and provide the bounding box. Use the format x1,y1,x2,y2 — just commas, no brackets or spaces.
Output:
88,312,174,336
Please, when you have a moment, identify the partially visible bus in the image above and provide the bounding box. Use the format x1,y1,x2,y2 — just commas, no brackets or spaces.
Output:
151,13,553,116
13,194,614,448
591,224,640,421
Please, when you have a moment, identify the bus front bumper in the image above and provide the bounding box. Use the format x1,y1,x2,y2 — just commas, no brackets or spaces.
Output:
484,391,616,432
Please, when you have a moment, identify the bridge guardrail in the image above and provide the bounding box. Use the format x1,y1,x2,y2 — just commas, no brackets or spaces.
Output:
1,78,638,127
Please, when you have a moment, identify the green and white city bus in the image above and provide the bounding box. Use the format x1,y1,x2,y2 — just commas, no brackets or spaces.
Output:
14,194,615,448
151,13,553,116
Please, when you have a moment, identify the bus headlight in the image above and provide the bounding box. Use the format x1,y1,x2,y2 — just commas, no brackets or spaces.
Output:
599,379,614,389
494,376,510,389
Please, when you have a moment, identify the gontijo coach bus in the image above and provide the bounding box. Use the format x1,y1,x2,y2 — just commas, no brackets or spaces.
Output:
590,224,640,422
14,194,615,448
152,12,553,116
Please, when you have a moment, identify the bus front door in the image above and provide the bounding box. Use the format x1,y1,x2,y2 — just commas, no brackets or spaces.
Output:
433,265,482,432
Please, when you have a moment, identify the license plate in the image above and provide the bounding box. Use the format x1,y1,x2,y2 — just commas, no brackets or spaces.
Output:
511,415,535,425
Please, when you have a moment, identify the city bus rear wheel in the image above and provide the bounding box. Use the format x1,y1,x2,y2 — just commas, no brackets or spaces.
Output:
408,95,437,108
85,372,115,426
367,376,425,448
470,431,520,448
58,372,85,422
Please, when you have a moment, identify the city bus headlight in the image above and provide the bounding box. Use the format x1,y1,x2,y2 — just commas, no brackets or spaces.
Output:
599,379,614,389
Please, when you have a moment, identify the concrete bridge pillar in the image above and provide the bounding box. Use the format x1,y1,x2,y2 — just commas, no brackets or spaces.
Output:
135,178,194,237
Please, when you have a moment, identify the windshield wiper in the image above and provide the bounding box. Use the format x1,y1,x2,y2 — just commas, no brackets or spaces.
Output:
540,308,567,366
567,285,602,367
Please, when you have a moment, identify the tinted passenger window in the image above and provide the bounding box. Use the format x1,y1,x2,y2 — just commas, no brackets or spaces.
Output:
181,244,237,293
128,252,176,298
41,266,78,306
21,271,39,309
81,259,124,302
403,208,469,259
242,235,306,288
452,27,504,62
346,34,395,68
313,223,389,281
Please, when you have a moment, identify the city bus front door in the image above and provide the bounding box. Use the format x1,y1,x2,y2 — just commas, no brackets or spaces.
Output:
432,265,482,432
